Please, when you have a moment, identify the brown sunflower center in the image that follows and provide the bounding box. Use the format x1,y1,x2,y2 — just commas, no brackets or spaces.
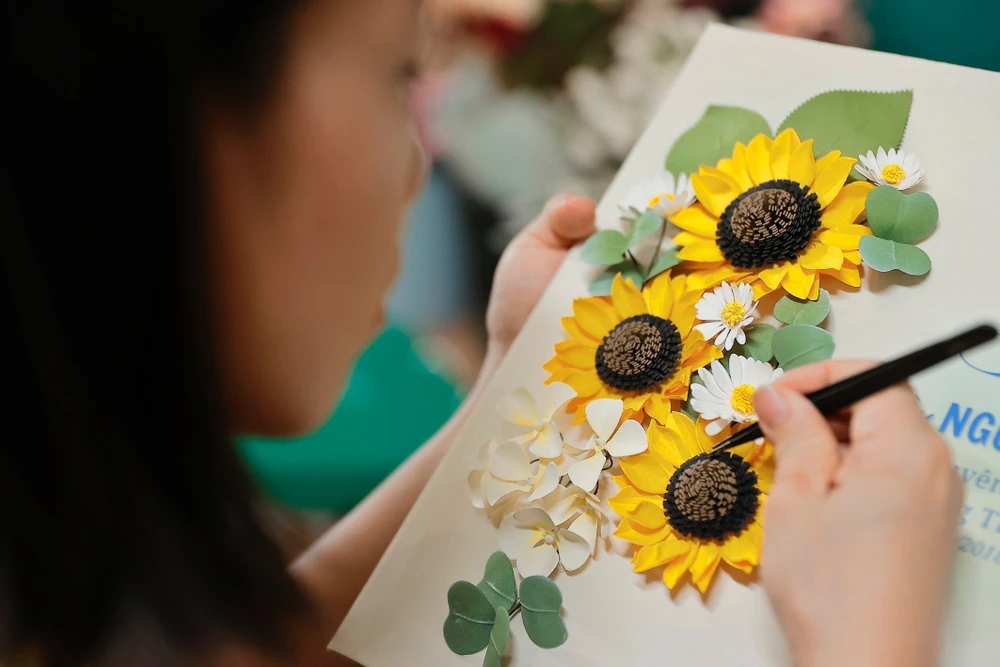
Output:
595,314,681,392
717,179,821,269
663,452,760,540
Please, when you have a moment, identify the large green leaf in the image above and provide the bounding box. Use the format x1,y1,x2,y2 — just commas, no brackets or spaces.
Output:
482,606,509,667
589,260,643,296
666,106,771,177
477,551,517,613
734,323,777,363
865,186,939,244
773,289,831,326
777,90,912,160
580,229,629,265
646,247,681,281
443,581,495,655
772,325,836,371
858,236,931,276
519,576,568,649
626,210,663,249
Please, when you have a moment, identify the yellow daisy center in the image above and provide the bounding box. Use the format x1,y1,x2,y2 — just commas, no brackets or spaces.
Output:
730,384,757,416
720,301,746,328
881,164,906,185
647,192,676,209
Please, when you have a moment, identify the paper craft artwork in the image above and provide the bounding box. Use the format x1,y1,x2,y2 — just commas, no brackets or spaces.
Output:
332,27,1000,667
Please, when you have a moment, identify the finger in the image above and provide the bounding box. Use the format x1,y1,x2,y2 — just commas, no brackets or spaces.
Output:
755,384,839,498
524,194,595,250
775,359,877,394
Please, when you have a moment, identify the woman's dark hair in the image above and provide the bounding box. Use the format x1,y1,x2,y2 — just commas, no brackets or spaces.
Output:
6,1,308,663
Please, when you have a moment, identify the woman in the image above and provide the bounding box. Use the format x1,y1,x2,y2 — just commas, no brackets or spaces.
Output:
5,0,962,665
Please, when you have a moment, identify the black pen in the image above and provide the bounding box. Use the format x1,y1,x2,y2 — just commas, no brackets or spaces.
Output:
710,323,999,454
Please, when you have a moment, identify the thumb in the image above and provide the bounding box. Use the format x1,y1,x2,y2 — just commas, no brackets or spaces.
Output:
755,385,839,498
525,194,595,250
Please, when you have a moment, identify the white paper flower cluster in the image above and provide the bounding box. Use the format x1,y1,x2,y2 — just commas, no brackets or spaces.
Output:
469,384,648,577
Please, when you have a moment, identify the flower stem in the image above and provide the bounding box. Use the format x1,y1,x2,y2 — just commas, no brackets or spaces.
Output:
645,220,668,281
509,601,522,619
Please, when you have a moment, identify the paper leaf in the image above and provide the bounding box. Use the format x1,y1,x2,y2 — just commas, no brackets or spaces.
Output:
580,229,629,265
443,581,495,655
626,210,662,249
865,186,939,244
477,551,517,613
483,606,509,667
735,323,777,362
777,90,912,160
519,576,568,649
858,236,931,276
772,324,836,371
773,289,831,326
646,247,681,281
665,105,771,177
589,260,643,296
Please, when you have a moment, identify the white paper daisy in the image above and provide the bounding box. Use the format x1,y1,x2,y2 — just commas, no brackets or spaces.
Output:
694,282,759,351
856,147,925,190
689,356,784,436
617,171,695,219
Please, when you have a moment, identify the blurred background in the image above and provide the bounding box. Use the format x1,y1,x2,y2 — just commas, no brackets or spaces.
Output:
238,0,1000,556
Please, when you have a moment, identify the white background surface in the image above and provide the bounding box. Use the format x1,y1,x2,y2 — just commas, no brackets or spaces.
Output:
332,25,1000,666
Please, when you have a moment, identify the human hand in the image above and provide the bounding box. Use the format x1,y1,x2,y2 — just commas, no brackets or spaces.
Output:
485,194,595,361
755,360,963,667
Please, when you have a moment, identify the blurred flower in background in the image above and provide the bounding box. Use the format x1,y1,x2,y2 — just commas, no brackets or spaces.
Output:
425,0,870,247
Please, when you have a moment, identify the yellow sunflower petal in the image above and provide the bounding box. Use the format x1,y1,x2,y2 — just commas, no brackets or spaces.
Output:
716,157,753,194
648,424,684,468
661,413,702,461
553,340,595,369
631,501,668,530
614,517,672,546
692,172,741,219
819,224,872,251
562,369,603,397
572,298,617,339
814,149,842,174
769,128,798,179
820,181,874,229
821,265,862,288
812,156,857,209
689,542,722,593
562,316,597,345
671,204,719,238
609,484,655,516
677,240,725,263
787,139,816,188
673,231,706,247
632,535,692,573
758,264,789,290
620,449,672,495
721,522,762,572
684,265,753,292
798,241,844,271
807,276,821,300
755,464,774,494
745,134,774,186
663,544,699,589
728,142,755,191
611,274,648,319
781,262,816,299
644,272,675,320
844,250,861,264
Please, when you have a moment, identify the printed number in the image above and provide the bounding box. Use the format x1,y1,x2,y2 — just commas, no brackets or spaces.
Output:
958,537,972,552
958,536,1000,564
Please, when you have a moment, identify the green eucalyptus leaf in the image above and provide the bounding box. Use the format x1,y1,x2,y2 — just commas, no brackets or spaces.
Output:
589,261,643,296
777,90,912,160
482,606,509,667
734,323,777,362
519,576,568,649
865,186,939,244
772,324,836,371
443,581,495,655
666,105,771,177
580,229,629,265
477,552,517,613
646,247,681,281
858,236,931,276
773,289,831,326
627,210,663,249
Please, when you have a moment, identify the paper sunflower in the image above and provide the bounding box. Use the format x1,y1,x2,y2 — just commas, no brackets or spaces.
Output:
544,273,722,425
610,412,773,593
670,129,875,300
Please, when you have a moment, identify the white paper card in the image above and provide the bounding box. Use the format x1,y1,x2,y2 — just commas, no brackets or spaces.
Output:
332,25,1000,666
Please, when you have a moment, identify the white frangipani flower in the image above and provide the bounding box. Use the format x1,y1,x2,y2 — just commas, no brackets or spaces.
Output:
694,282,759,351
617,171,695,219
497,383,576,458
567,398,647,492
467,439,561,509
856,147,925,190
498,506,596,577
689,356,784,436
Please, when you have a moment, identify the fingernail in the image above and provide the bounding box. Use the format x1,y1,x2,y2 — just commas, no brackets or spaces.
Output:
545,193,576,212
754,386,789,428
